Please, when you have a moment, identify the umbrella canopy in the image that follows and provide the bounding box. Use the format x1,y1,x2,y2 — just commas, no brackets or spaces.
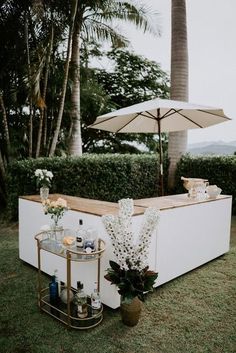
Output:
89,98,231,195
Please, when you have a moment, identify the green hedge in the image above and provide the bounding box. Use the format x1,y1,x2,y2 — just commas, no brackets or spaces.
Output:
175,154,236,214
6,154,164,220
7,153,235,220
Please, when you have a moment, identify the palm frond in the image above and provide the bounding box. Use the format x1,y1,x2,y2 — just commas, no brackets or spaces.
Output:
23,43,48,108
82,18,129,48
90,0,161,36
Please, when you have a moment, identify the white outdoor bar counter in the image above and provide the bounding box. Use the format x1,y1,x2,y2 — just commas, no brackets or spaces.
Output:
19,193,232,309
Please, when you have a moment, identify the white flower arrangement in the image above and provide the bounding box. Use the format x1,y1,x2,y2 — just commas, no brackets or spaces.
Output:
102,198,160,271
102,198,160,301
35,169,53,188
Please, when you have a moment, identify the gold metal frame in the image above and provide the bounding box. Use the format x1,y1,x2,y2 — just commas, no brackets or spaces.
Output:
35,230,105,330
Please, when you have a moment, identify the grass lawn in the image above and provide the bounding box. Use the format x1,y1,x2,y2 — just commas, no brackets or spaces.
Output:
0,217,236,353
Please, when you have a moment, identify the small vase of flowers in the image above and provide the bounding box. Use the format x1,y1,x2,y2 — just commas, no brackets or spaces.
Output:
102,198,160,326
34,169,53,201
42,197,69,242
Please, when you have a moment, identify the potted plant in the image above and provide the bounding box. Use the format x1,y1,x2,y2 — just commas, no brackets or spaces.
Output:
102,198,160,326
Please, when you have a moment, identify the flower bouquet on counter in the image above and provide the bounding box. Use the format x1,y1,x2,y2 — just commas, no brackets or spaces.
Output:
42,197,69,228
35,169,53,188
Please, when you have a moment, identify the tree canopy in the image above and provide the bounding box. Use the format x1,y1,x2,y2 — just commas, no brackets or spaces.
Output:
0,0,170,206
82,48,170,153
0,4,169,159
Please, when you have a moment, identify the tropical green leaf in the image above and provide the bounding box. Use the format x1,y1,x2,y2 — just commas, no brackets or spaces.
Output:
109,260,121,271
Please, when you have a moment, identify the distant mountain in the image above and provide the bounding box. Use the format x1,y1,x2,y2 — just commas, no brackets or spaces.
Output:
187,141,236,155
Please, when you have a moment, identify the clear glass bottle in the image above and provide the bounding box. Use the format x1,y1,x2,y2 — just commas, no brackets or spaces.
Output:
83,228,97,253
74,281,88,318
76,219,86,250
91,282,101,313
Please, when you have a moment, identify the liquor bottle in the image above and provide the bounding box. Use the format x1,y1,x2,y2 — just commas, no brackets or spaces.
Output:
74,281,88,318
54,269,61,295
83,228,97,254
76,219,86,250
91,282,101,313
49,275,58,304
60,281,74,304
49,275,59,316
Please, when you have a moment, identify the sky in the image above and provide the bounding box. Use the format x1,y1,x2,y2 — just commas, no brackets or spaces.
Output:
120,0,236,145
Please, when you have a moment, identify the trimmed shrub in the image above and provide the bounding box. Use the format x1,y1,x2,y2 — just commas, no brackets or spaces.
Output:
6,154,236,220
6,154,165,220
175,154,236,214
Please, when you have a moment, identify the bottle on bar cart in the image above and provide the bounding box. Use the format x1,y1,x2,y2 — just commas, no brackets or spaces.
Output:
75,281,88,318
60,281,74,304
83,228,97,254
49,274,59,316
54,269,61,295
76,219,86,250
91,282,101,313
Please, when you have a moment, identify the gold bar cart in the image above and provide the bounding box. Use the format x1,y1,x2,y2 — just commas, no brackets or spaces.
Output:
35,230,106,329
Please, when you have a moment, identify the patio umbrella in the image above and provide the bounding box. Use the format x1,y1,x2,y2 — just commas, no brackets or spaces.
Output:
89,98,231,195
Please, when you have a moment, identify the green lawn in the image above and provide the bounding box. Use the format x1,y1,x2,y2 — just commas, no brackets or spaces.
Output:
0,218,236,353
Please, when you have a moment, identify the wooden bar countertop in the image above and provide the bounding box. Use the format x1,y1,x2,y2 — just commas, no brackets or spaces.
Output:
20,193,231,216
134,193,231,210
20,194,146,216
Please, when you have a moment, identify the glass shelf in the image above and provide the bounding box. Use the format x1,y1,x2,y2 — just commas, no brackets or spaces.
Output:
40,288,103,330
35,229,105,262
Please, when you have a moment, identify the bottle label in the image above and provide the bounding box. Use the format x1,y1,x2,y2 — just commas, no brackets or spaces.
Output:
92,299,101,309
76,236,83,247
77,304,88,318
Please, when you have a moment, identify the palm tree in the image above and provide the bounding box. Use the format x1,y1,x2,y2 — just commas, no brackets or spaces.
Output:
69,0,160,156
168,0,188,189
49,0,78,157
35,17,54,158
0,91,10,159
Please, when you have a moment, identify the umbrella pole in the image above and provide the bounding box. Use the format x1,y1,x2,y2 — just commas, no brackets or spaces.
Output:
157,109,164,196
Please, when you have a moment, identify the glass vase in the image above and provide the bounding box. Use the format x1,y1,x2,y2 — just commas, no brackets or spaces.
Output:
40,187,49,201
50,220,64,243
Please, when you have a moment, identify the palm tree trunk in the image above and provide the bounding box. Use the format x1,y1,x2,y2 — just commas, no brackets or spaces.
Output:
0,148,6,177
36,108,43,158
43,108,48,152
0,149,7,207
36,24,54,158
69,20,82,156
28,107,33,157
0,92,10,157
49,0,78,157
168,0,188,190
24,12,33,158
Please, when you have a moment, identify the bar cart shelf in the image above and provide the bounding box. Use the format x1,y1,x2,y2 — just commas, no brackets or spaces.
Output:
35,230,106,330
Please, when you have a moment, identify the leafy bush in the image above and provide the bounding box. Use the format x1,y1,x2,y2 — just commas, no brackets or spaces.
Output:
6,154,165,220
175,154,236,214
6,154,236,220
